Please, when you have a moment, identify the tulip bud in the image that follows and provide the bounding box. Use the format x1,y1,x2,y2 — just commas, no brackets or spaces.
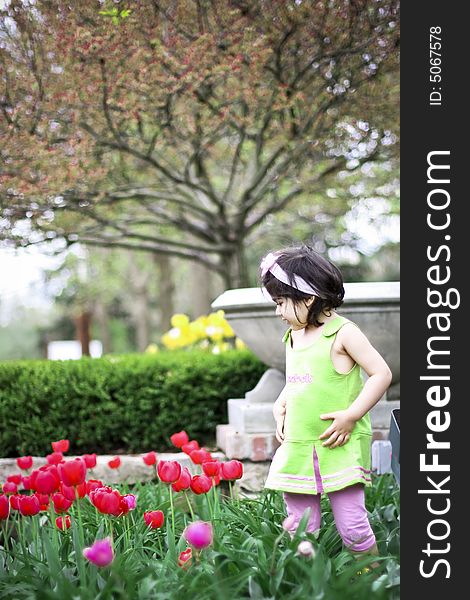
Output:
183,521,213,549
296,540,316,558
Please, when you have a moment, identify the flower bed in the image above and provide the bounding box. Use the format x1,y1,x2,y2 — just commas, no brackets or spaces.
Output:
1,434,400,599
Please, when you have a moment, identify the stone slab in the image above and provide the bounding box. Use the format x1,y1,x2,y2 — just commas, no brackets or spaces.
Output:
228,398,276,433
0,452,225,485
216,424,280,461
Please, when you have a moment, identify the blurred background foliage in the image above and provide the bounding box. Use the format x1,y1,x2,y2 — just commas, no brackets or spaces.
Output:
0,0,399,360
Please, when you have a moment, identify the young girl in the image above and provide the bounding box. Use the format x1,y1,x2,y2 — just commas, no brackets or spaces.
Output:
260,245,392,561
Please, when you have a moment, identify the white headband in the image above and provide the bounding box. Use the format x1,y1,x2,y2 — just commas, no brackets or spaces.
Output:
260,252,321,297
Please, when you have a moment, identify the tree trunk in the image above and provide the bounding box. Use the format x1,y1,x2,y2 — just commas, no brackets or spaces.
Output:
127,253,151,352
75,312,91,356
154,253,175,332
190,260,214,318
224,244,249,289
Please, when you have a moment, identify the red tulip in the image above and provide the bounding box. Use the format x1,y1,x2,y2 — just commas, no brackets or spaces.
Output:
189,449,212,465
90,487,121,516
108,457,121,469
2,482,17,495
7,474,23,485
52,492,73,513
34,492,50,511
30,465,61,495
86,479,104,495
190,474,212,495
171,467,192,492
144,510,164,529
181,440,200,455
221,460,243,481
18,494,40,516
46,452,64,466
52,439,69,453
178,547,192,569
170,430,189,448
9,495,20,511
58,458,87,488
61,481,87,501
56,515,71,530
202,460,221,477
157,460,182,483
142,451,157,466
0,495,9,519
22,476,33,490
16,456,33,470
83,454,97,469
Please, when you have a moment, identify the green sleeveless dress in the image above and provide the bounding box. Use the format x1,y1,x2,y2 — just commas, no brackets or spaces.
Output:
264,316,372,495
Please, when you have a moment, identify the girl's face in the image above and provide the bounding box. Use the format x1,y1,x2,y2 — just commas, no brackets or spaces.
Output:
274,296,314,330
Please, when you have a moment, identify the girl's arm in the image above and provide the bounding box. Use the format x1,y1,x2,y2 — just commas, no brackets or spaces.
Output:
319,324,392,449
273,387,287,443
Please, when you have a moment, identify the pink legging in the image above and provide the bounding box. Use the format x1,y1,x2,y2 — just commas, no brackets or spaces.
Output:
283,449,376,552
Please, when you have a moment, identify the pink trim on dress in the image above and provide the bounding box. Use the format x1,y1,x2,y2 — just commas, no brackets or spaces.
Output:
275,473,316,482
322,474,371,489
321,465,371,480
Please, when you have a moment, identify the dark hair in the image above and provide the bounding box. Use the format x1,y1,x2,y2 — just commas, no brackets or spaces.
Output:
260,244,345,327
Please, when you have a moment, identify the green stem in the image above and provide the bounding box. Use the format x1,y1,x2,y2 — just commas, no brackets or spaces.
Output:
72,490,87,588
48,503,60,555
211,479,219,518
206,487,214,521
184,491,195,520
269,532,285,576
18,514,30,561
74,487,85,548
168,486,175,538
31,514,38,555
1,517,10,554
108,516,114,543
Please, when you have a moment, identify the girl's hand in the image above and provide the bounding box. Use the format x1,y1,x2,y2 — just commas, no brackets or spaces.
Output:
273,400,286,422
275,415,285,444
319,410,356,448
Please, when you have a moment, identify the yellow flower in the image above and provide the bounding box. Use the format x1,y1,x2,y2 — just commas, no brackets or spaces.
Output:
145,343,159,354
171,314,190,328
235,338,246,350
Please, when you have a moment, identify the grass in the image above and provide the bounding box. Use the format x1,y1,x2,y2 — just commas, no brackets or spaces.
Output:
0,474,399,599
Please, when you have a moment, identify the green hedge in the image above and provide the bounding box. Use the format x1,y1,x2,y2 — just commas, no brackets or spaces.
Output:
0,350,266,457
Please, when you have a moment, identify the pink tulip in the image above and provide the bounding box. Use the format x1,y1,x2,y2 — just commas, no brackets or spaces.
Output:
2,482,17,495
122,494,136,511
83,537,114,567
183,521,213,549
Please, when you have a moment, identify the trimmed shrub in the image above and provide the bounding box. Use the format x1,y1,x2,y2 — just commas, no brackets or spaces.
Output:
0,350,266,457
